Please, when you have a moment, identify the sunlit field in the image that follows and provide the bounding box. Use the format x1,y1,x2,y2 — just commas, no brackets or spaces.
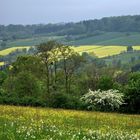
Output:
0,46,30,56
92,46,126,58
73,46,127,57
74,45,140,58
0,62,4,66
133,46,140,51
0,105,140,140
0,45,140,58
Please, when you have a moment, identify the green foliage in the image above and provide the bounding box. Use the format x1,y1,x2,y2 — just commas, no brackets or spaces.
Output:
3,71,41,98
104,50,140,66
97,75,114,90
0,41,6,47
0,71,7,86
124,72,140,113
50,93,82,109
0,41,140,114
0,96,46,106
127,46,133,52
11,55,44,79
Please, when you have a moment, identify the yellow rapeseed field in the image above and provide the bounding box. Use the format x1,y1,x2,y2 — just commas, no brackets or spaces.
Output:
0,45,140,58
133,46,140,51
73,45,140,58
0,46,30,56
0,62,4,66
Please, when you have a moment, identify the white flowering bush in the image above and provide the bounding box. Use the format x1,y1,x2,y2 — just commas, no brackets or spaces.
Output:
81,89,124,111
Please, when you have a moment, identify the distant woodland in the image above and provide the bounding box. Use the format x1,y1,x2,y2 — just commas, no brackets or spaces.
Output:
1,15,140,49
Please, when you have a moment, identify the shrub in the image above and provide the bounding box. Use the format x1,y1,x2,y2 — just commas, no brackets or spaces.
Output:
3,71,41,98
97,76,114,90
0,71,7,86
81,89,124,111
0,94,46,107
124,72,140,113
50,93,84,109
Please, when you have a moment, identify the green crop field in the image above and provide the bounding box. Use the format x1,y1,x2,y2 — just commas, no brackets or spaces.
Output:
7,36,65,47
70,33,140,46
0,105,140,140
4,33,140,48
105,51,140,64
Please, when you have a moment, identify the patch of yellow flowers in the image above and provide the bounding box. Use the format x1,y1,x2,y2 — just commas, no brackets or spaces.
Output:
0,105,140,140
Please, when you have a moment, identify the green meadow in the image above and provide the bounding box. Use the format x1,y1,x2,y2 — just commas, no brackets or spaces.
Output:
0,105,140,140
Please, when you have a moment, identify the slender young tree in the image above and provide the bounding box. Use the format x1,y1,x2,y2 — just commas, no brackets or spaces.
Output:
58,45,79,93
49,46,60,85
37,40,57,94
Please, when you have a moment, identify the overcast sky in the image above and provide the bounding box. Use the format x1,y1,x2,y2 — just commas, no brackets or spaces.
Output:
1,0,140,25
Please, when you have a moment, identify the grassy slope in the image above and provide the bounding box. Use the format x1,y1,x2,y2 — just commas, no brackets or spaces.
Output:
0,105,140,140
69,32,126,45
3,32,140,48
7,36,65,47
97,34,140,46
105,51,140,64
70,33,140,46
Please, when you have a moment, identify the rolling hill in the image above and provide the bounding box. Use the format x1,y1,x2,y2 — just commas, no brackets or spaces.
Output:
69,33,140,46
1,15,140,49
3,32,140,48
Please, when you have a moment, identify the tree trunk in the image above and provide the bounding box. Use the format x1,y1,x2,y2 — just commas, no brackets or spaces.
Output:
54,61,57,84
46,64,50,94
64,59,68,93
68,77,71,94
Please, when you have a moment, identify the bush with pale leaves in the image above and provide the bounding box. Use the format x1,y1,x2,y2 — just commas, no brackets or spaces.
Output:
81,89,124,111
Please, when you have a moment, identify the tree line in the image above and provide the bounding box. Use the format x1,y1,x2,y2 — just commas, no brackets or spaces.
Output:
0,41,140,113
1,15,140,42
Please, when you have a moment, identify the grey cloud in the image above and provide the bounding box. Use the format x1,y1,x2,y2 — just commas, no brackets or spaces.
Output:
0,0,140,24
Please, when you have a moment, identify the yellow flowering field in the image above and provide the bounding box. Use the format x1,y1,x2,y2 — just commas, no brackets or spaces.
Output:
0,105,139,140
0,62,4,66
0,46,30,56
133,46,140,51
74,45,140,58
0,45,140,58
